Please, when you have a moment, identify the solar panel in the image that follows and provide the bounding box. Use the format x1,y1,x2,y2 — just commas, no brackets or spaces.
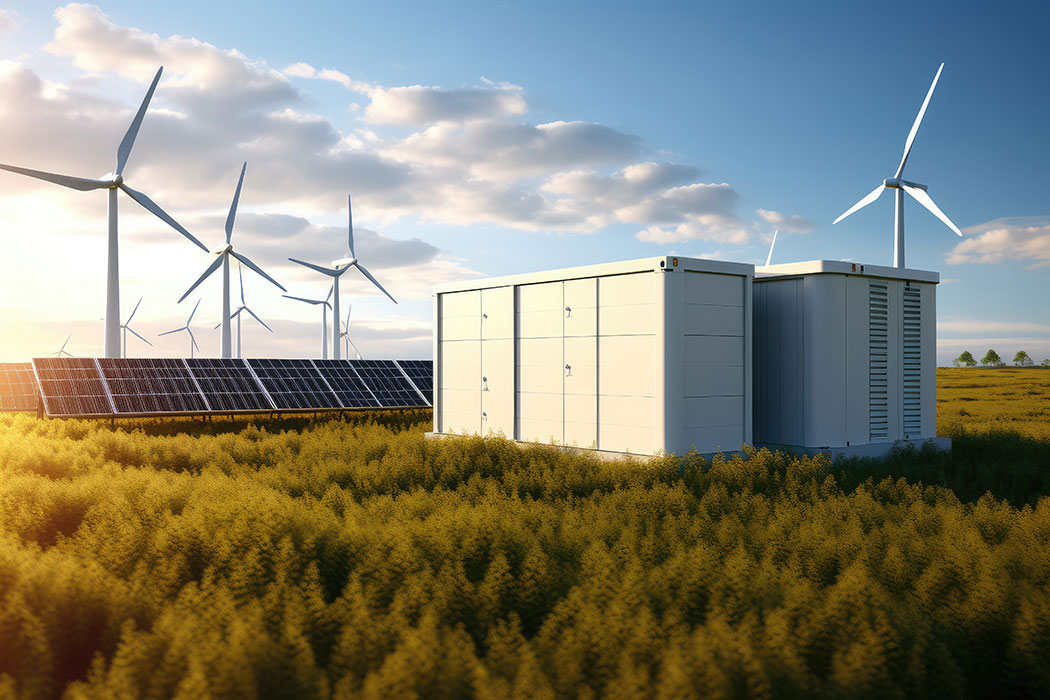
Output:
185,358,273,412
98,358,208,414
246,359,340,410
395,360,433,406
0,362,40,411
311,360,379,408
350,359,428,408
32,358,114,417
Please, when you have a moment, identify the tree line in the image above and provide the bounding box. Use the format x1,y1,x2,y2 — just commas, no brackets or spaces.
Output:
953,349,1050,367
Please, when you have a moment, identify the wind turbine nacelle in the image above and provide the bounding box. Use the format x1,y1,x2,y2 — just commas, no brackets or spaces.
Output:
332,256,357,268
884,177,928,191
212,244,233,255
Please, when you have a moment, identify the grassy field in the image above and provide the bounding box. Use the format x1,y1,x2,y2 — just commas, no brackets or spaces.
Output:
0,372,1048,699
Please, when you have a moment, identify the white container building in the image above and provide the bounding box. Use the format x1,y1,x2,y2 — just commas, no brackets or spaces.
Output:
431,256,754,456
752,260,939,453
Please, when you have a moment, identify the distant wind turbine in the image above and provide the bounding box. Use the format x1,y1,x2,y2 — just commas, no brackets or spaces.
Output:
765,229,778,267
159,299,202,358
288,195,396,359
177,163,285,358
832,62,962,268
49,333,74,358
214,264,272,358
0,66,208,358
120,297,153,358
283,284,333,359
339,304,363,359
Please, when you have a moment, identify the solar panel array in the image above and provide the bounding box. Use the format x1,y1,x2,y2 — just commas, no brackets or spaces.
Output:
248,358,341,410
33,358,113,417
99,358,208,414
0,362,40,411
29,357,433,418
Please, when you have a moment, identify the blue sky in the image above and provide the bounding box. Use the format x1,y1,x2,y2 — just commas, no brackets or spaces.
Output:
0,1,1047,362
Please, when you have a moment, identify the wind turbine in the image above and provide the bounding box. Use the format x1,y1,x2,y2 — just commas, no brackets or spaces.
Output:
120,296,153,358
288,195,396,359
765,229,778,267
283,284,333,359
0,66,208,358
214,264,272,358
177,163,285,358
49,333,74,358
339,304,363,359
832,62,962,268
159,299,202,358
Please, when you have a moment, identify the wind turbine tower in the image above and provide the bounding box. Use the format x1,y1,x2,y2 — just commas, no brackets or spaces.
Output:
832,62,962,268
0,67,208,357
288,195,396,359
283,284,333,359
215,265,273,358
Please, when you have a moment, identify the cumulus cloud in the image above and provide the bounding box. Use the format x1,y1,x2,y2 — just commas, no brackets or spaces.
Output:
756,208,816,234
946,217,1050,267
0,8,20,33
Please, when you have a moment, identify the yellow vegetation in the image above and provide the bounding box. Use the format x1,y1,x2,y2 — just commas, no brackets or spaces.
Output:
0,372,1046,698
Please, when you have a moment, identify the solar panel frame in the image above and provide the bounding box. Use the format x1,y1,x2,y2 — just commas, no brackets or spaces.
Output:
98,358,210,415
246,358,341,410
0,362,40,412
350,359,429,408
394,360,433,406
32,358,115,417
185,358,274,412
310,359,380,409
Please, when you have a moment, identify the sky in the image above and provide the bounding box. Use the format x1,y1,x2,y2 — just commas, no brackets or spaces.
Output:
0,1,1048,364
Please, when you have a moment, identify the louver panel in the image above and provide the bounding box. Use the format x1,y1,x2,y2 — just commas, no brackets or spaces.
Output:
902,287,922,437
869,282,889,442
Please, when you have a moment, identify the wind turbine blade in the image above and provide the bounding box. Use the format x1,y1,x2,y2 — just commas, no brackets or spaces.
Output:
60,333,71,353
126,296,143,324
116,66,163,176
243,306,273,332
126,327,153,347
902,184,963,236
225,162,246,244
347,194,356,258
178,254,225,303
326,283,334,302
833,184,886,225
119,183,208,251
345,303,351,328
188,298,201,324
0,163,109,191
158,328,184,337
238,264,245,305
895,62,944,179
288,257,338,277
349,339,362,359
353,262,397,304
188,328,199,354
765,230,778,267
282,294,323,305
231,251,286,292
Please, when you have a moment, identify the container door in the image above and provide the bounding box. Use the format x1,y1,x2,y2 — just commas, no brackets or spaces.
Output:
563,278,597,448
596,273,656,453
439,290,481,435
517,282,564,443
481,286,514,436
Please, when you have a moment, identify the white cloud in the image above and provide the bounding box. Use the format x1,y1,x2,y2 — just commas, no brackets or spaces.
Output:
0,8,20,33
756,208,815,234
365,84,527,125
939,319,1050,335
946,216,1050,267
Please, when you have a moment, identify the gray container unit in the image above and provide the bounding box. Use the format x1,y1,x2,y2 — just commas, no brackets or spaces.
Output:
753,260,939,453
432,256,754,456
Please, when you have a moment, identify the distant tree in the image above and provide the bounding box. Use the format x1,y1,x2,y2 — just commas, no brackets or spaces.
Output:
954,351,977,368
1042,358,1050,368
1014,350,1034,367
981,349,1002,366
